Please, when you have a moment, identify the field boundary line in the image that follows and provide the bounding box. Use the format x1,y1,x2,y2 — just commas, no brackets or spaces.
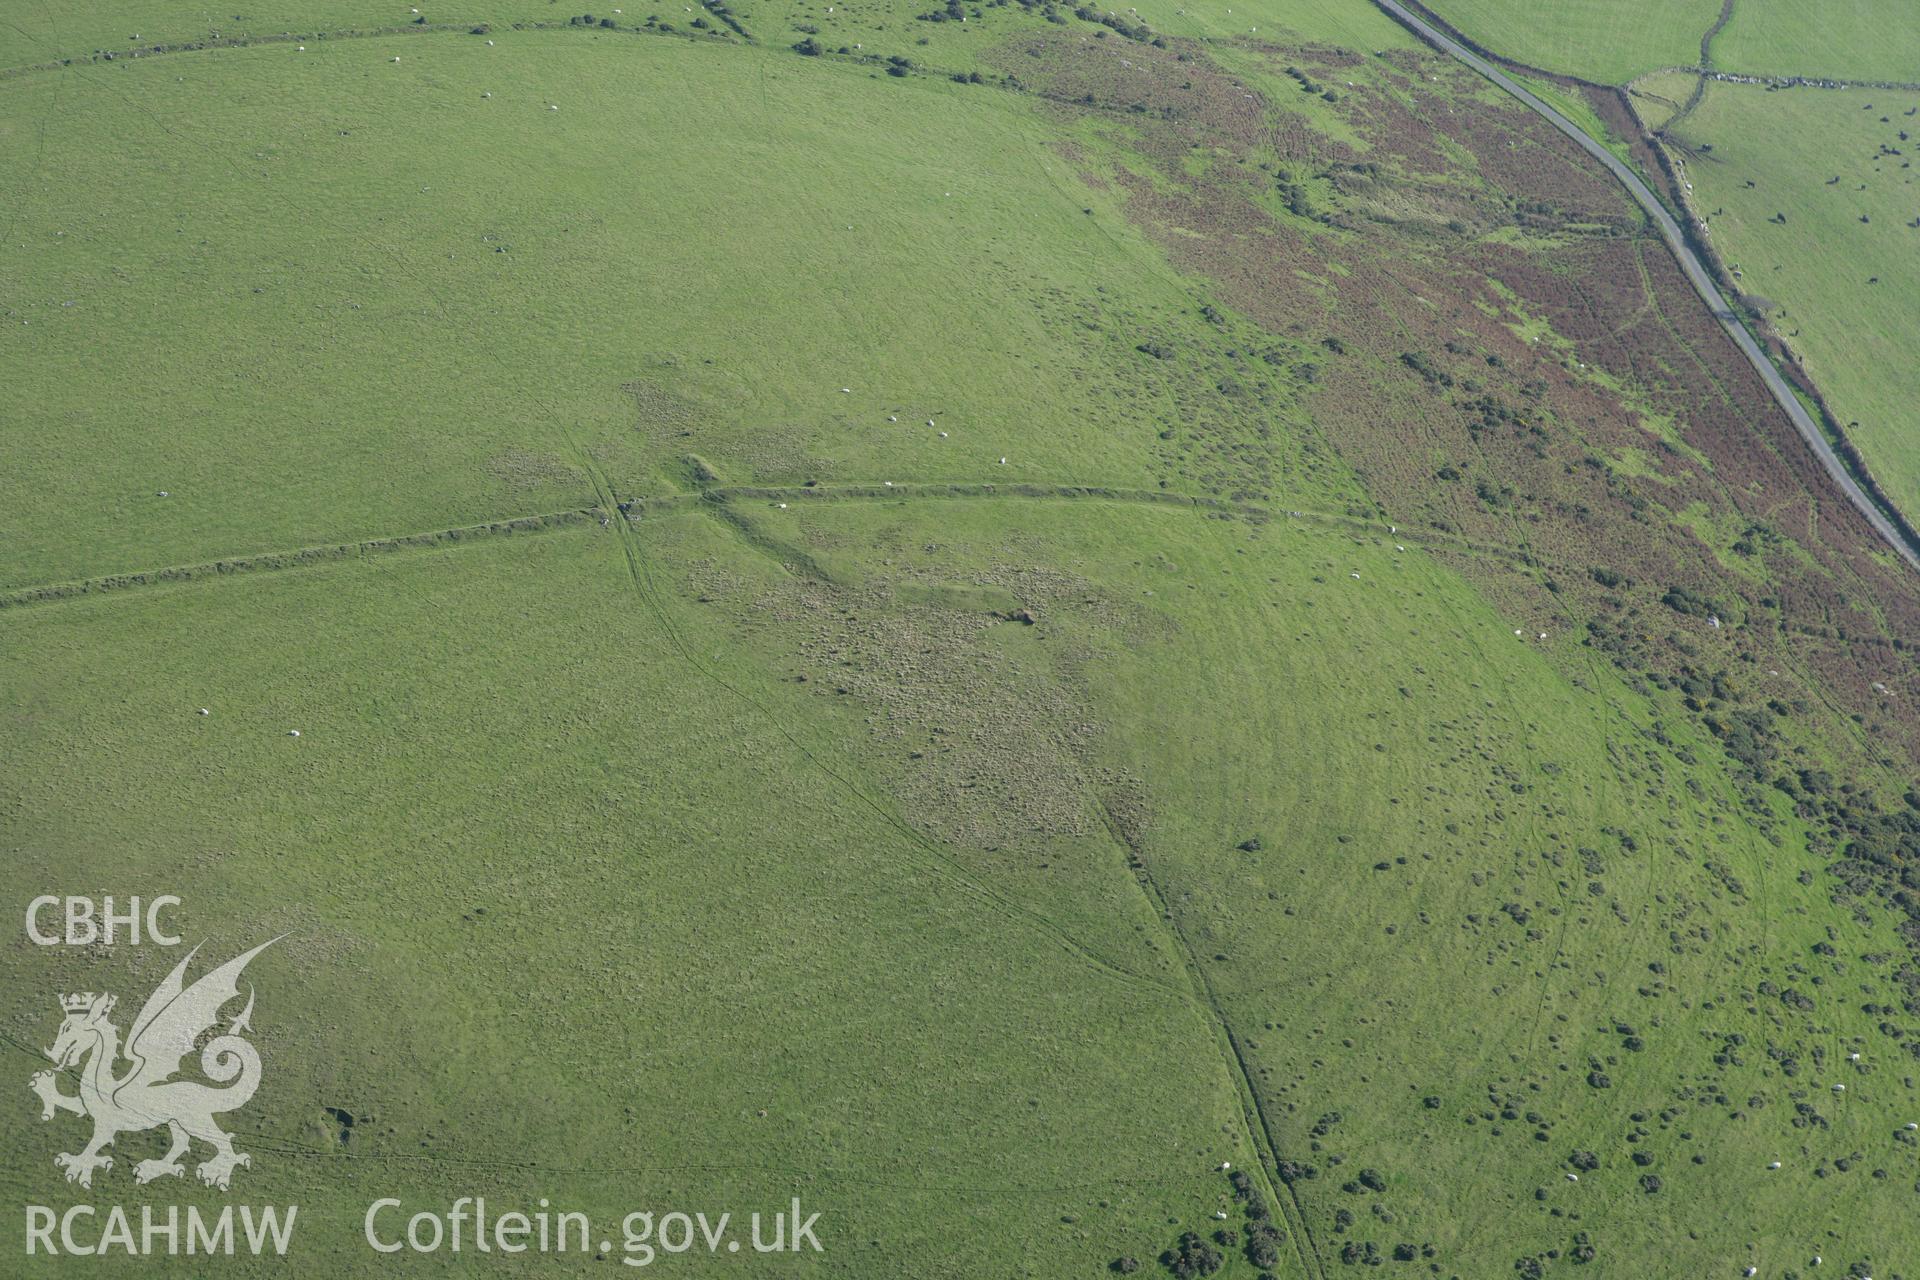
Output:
0,19,743,82
1,480,1572,611
1683,67,1920,95
0,507,599,611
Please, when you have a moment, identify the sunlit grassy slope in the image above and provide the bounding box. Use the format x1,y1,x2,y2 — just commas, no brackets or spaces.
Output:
5,30,1345,589
753,497,1920,1276
0,0,1422,74
9,486,1914,1275
0,0,572,69
5,6,1920,1278
1,522,1239,1277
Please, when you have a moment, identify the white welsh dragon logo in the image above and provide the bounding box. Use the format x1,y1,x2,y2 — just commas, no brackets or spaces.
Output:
29,939,279,1191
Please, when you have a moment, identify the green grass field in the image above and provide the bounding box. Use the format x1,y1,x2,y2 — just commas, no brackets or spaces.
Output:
1353,0,1920,88
0,0,1422,78
1417,0,1920,87
2,519,1247,1277
0,0,574,69
779,496,1920,1273
6,4,1920,1277
6,28,1345,589
1418,0,1714,83
11,480,1917,1274
1673,82,1920,521
1715,0,1920,85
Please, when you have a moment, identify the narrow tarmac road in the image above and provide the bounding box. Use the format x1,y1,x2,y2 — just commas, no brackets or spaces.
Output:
1375,0,1920,574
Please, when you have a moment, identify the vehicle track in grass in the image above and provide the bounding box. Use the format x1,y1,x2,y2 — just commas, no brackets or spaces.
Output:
1097,802,1326,1280
575,451,1200,1009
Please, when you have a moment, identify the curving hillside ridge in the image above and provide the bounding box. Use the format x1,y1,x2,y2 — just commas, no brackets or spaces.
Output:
3,3,1918,1277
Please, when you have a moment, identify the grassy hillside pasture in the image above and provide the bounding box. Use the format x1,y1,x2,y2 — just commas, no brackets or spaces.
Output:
10,483,1918,1275
1714,0,1920,85
1417,0,1714,84
0,519,1249,1278
0,0,576,70
1673,82,1920,521
0,0,1422,78
2,31,1354,591
6,7,1920,1278
678,493,1920,1274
